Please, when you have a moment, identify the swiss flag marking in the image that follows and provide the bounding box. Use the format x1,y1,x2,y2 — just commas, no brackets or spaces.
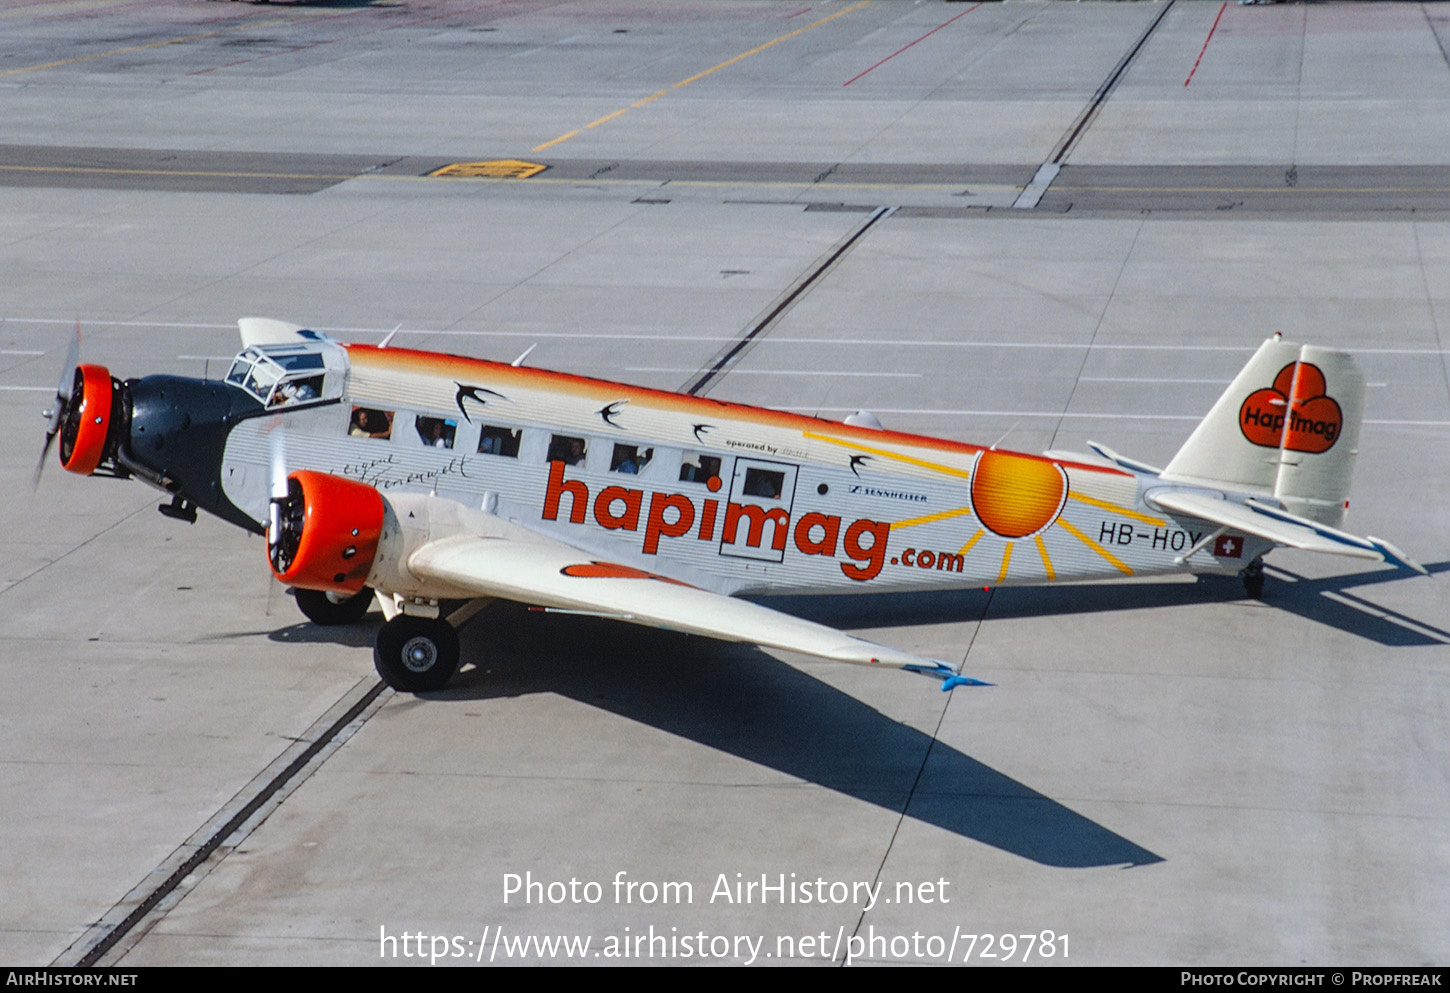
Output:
1213,535,1242,559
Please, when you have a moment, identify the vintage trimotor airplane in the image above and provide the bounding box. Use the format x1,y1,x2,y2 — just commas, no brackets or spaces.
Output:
40,318,1423,693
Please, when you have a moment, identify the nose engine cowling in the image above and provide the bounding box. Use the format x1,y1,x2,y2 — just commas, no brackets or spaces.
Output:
59,364,123,476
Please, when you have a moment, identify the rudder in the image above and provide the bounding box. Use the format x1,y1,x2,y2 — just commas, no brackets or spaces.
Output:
1160,336,1364,528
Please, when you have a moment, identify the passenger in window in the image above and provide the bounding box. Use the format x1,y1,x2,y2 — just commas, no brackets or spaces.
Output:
611,445,652,474
478,426,520,457
679,454,722,484
416,416,456,449
349,407,393,439
548,435,588,466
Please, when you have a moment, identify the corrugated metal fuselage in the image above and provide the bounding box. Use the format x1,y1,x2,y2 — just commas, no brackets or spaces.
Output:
219,344,1261,597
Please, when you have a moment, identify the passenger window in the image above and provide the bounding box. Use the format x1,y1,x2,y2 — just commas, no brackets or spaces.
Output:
477,425,521,457
416,415,457,449
679,453,722,484
547,434,588,466
743,468,784,499
610,444,652,474
349,406,393,439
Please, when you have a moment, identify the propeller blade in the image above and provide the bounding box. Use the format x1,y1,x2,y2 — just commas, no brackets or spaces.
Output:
266,417,289,545
35,325,83,488
57,322,81,404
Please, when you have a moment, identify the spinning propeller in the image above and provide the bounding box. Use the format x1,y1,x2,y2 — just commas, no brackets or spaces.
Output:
35,325,82,486
36,323,122,485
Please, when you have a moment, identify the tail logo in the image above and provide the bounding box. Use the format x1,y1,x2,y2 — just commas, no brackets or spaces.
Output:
1239,362,1342,453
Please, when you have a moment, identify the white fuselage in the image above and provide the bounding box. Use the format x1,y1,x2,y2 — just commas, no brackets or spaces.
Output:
219,342,1264,598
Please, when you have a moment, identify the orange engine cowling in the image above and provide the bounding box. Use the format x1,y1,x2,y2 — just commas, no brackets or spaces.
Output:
60,364,118,475
268,470,384,594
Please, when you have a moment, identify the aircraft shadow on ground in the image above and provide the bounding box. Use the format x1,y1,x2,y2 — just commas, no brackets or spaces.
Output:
260,563,1441,865
760,561,1450,649
430,604,1163,870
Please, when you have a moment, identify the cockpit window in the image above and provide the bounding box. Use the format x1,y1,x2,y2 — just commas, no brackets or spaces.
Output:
225,358,253,388
270,375,323,407
245,361,281,400
272,351,325,372
226,346,329,405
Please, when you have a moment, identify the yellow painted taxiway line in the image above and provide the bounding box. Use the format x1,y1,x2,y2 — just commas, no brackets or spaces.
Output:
531,1,871,153
0,164,353,182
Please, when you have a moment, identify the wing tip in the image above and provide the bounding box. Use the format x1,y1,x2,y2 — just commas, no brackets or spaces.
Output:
1367,536,1429,576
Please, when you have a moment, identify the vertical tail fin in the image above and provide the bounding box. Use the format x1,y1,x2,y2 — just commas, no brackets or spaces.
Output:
1161,336,1364,527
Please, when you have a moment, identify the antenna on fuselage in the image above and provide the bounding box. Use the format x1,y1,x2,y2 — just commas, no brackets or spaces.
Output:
510,343,538,367
378,324,403,349
989,420,1022,451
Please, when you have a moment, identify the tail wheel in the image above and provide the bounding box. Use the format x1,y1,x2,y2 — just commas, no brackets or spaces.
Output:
374,615,460,693
295,586,375,626
1241,559,1265,599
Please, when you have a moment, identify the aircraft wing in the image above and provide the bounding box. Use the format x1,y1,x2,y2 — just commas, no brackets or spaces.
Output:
1145,488,1426,573
406,530,968,676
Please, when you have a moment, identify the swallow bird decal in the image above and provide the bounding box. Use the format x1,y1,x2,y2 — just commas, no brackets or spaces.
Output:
455,383,509,423
598,399,630,428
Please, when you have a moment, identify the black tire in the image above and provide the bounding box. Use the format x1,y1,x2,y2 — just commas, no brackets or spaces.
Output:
374,615,460,693
1241,561,1265,599
295,586,375,626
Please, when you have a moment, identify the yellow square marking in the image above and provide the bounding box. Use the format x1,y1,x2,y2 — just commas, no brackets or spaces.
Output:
430,160,548,179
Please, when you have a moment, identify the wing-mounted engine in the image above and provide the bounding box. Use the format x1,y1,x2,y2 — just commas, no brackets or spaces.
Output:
268,470,385,594
266,469,513,601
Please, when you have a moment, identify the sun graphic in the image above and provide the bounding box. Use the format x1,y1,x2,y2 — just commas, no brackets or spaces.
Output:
969,450,1067,539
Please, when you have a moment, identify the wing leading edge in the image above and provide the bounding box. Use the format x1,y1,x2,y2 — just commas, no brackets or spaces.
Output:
405,525,981,683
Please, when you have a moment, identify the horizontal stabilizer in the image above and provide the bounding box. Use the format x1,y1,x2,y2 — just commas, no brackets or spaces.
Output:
1146,489,1426,573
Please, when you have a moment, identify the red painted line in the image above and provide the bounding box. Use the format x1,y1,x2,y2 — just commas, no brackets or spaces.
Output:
842,2,981,87
785,6,813,19
1184,1,1227,88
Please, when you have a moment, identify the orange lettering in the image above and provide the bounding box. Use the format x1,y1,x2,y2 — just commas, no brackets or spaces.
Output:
543,461,588,524
793,512,840,557
593,485,642,531
643,492,695,555
841,519,889,581
723,503,790,551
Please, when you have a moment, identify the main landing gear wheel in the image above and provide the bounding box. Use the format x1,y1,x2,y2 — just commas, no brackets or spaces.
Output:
295,586,375,626
1241,560,1265,600
374,615,460,693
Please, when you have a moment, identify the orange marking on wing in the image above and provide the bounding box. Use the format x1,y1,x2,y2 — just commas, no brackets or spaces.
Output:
560,562,694,587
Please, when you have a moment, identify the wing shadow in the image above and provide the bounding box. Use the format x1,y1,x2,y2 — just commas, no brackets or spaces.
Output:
433,603,1162,869
759,561,1448,648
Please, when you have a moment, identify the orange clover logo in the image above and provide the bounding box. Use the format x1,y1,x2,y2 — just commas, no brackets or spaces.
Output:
1239,362,1342,454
